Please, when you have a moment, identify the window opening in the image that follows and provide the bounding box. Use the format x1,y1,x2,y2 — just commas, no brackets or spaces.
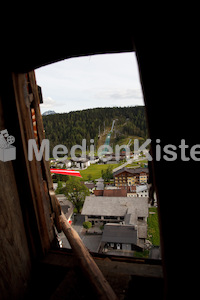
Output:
36,53,161,260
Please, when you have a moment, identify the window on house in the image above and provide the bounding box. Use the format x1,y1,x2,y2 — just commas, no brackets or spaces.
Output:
88,215,100,219
104,216,118,220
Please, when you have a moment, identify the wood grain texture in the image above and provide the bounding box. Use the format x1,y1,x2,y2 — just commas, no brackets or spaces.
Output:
0,88,31,299
12,72,55,253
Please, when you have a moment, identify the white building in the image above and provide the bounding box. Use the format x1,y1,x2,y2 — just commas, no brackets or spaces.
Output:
82,196,148,248
127,184,149,198
71,158,90,169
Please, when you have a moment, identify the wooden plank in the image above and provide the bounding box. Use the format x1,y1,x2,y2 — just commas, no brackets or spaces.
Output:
59,212,119,300
12,72,55,253
28,71,65,234
28,71,61,235
42,250,163,278
49,189,62,232
0,77,31,299
28,71,53,190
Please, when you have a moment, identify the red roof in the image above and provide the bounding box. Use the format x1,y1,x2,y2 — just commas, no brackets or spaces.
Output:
103,189,127,197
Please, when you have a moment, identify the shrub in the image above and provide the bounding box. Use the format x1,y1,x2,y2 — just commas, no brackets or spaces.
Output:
83,221,92,230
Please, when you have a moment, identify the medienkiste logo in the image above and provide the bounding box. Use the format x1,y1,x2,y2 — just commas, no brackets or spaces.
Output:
0,129,16,162
1,128,200,163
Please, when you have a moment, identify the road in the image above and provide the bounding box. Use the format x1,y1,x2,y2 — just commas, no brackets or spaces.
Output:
58,214,101,253
112,155,148,173
73,214,85,237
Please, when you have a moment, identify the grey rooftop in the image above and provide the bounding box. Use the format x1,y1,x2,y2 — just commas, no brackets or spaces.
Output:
81,196,148,217
101,223,137,244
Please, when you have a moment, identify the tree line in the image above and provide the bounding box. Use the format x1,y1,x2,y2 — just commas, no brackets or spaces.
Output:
42,106,147,156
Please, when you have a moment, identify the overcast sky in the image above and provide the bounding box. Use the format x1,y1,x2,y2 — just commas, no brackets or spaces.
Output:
35,52,144,114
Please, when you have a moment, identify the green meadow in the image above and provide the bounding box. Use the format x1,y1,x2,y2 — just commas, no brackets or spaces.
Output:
79,163,121,181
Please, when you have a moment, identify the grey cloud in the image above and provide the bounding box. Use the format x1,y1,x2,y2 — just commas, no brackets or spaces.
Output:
110,89,143,99
96,88,143,100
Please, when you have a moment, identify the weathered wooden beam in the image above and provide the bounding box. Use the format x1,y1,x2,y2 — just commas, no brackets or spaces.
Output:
28,71,53,191
12,72,55,253
49,189,62,232
59,212,119,300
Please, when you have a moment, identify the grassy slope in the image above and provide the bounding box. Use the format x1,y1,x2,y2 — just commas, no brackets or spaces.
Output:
147,207,160,246
134,207,160,258
97,122,144,148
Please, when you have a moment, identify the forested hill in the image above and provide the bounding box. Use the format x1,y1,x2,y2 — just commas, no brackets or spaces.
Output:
42,106,147,154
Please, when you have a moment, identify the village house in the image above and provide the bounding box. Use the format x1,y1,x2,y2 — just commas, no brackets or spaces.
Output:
56,194,74,224
103,188,127,197
82,182,96,194
62,159,72,169
94,178,149,198
70,157,90,169
94,179,128,197
113,167,149,187
93,177,104,196
96,177,104,190
76,158,90,169
127,185,137,196
86,155,99,164
100,153,125,164
127,184,149,198
98,223,143,255
50,159,72,169
81,196,148,248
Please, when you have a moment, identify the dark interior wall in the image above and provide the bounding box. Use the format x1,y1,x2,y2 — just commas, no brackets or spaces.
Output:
0,161,31,299
134,28,198,298
0,76,31,299
0,71,55,299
